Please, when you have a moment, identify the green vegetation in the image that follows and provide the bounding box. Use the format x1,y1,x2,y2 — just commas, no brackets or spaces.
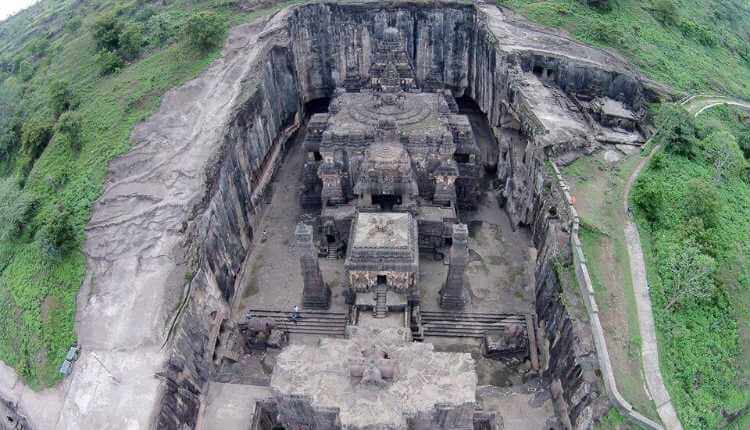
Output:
0,0,305,389
563,151,658,421
633,104,750,428
184,11,227,52
595,407,628,430
498,0,750,98
501,1,750,426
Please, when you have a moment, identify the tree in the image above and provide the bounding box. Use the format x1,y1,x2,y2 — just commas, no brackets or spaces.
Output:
702,131,747,183
0,117,21,162
148,14,174,47
684,179,722,228
661,241,716,310
93,13,123,52
39,204,76,258
736,129,750,159
49,80,74,118
655,103,699,157
95,49,123,76
633,177,663,223
651,0,678,26
55,111,83,151
118,23,144,61
20,118,53,161
0,177,33,241
184,12,226,52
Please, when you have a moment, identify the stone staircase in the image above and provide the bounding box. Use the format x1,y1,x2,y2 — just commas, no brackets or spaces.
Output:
246,308,347,337
373,284,388,318
420,311,526,338
326,242,337,260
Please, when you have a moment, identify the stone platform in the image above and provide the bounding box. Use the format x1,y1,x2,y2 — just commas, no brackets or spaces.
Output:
269,326,479,429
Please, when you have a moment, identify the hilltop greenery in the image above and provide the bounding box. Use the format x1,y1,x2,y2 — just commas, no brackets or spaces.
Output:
499,0,750,98
0,0,301,389
633,105,750,429
498,1,750,428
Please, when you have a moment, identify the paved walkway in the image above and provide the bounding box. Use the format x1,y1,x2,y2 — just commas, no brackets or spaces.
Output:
623,142,682,430
622,95,750,430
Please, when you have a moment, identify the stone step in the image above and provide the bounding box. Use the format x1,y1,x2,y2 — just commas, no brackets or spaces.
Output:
422,321,522,330
423,331,491,338
421,311,522,317
421,318,524,326
281,328,346,336
275,321,346,330
247,309,347,317
421,312,524,321
274,319,348,327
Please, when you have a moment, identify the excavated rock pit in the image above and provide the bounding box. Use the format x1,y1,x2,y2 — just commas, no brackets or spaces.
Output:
4,1,671,429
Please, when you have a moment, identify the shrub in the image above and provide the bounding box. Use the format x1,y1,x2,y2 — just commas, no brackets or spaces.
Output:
93,13,123,52
582,0,610,10
734,129,750,159
17,60,35,81
589,19,624,45
684,179,722,228
0,177,33,241
633,177,663,223
38,204,76,258
0,115,22,162
118,23,144,61
701,131,747,183
660,240,716,310
133,6,155,24
55,111,83,152
64,16,82,34
27,38,50,57
20,118,53,161
655,103,699,157
651,0,678,26
49,80,74,118
184,11,226,52
148,14,174,47
679,19,718,47
95,50,123,76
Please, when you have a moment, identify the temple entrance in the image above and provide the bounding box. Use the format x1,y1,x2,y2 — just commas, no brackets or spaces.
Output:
377,275,387,286
371,194,401,211
304,97,331,115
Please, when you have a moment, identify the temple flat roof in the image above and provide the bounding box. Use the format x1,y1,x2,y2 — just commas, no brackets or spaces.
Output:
270,326,477,429
352,212,411,249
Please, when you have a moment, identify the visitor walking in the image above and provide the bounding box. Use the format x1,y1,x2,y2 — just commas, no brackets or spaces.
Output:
291,305,301,324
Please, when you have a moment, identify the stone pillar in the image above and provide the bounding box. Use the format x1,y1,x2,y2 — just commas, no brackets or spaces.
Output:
440,223,469,309
295,223,331,309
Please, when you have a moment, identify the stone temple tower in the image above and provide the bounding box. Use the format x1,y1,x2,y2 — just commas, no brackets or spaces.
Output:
295,223,331,309
440,223,470,309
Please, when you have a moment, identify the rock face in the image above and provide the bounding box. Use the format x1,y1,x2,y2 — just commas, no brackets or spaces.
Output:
18,2,669,429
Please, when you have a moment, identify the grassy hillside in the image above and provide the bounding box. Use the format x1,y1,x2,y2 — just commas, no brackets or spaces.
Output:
0,0,300,389
633,105,750,429
497,1,750,428
499,0,750,98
